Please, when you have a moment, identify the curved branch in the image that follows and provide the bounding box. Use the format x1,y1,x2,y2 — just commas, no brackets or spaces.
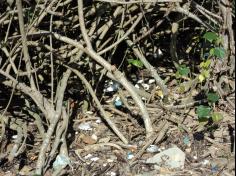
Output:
77,0,153,137
63,64,128,144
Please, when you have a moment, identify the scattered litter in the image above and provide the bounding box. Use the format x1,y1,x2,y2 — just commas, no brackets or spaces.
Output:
148,79,155,84
142,83,150,91
146,147,186,169
106,87,115,92
193,156,198,160
183,136,191,146
114,96,123,108
90,157,100,161
142,97,147,101
211,158,228,169
95,118,102,123
106,172,117,176
110,172,117,176
104,80,120,93
127,152,134,160
211,165,219,173
201,159,210,165
135,81,150,91
12,135,18,139
153,48,163,59
53,154,71,170
135,84,140,89
137,80,144,84
78,122,92,131
84,154,93,159
146,145,159,153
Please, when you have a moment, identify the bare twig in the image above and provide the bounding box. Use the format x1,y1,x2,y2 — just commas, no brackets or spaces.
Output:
62,64,128,144
16,0,36,90
95,0,182,4
129,121,169,164
77,0,153,137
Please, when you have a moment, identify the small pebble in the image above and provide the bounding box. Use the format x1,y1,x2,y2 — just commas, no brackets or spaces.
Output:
91,134,98,141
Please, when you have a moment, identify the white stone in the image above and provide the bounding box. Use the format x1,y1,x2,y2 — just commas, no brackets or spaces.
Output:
146,147,185,169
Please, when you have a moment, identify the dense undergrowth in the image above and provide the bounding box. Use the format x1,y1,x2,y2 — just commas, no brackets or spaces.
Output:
0,0,235,175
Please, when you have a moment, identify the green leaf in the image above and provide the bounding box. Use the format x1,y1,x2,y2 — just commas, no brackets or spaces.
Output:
209,48,215,56
207,92,220,103
177,65,190,76
198,74,205,82
199,59,211,69
203,32,218,43
128,59,144,68
211,112,223,122
204,59,211,68
196,105,211,121
213,47,225,59
202,70,210,78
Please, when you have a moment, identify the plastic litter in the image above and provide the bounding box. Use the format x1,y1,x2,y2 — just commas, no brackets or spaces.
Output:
53,154,71,170
148,79,155,84
114,96,123,107
146,145,159,153
127,152,134,160
104,80,120,93
183,136,191,146
90,157,100,161
84,154,93,159
78,122,92,131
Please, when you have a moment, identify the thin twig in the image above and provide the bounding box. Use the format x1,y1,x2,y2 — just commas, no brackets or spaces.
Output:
95,0,182,4
62,64,128,144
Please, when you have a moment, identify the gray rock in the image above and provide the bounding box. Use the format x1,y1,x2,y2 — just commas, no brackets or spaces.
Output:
146,147,185,169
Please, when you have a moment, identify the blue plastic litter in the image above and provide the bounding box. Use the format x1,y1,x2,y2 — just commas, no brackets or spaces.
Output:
183,136,190,145
114,97,123,107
